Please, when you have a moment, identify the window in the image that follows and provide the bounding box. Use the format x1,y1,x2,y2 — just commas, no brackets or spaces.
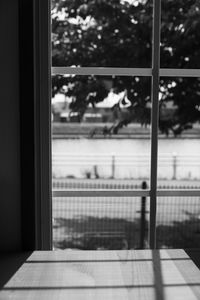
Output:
50,0,200,250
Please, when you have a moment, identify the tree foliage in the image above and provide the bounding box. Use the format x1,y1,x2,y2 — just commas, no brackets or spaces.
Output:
52,0,200,135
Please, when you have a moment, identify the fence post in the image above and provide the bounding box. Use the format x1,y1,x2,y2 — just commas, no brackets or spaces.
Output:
139,181,147,249
93,165,99,179
172,152,177,180
111,154,115,179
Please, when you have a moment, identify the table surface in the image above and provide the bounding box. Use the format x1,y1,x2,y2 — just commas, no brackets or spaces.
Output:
0,249,200,300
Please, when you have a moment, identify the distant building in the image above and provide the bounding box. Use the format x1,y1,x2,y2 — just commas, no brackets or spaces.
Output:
52,92,177,123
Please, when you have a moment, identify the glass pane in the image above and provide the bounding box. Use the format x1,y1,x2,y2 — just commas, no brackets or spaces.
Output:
161,1,200,68
52,75,151,185
158,77,200,189
52,74,151,250
156,197,200,248
53,196,150,250
51,0,152,67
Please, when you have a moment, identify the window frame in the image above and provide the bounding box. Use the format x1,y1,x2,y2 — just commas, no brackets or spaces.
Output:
33,0,200,249
20,0,52,250
34,0,52,250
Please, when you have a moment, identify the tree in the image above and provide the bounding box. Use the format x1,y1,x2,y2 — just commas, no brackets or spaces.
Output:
52,0,200,135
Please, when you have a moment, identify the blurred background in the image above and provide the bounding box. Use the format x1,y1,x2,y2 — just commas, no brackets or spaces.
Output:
51,0,200,250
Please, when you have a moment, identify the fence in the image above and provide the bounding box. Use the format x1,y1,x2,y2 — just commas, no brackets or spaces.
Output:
52,153,200,180
52,179,200,250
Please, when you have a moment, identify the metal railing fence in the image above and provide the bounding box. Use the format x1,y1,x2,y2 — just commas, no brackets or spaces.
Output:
52,179,200,250
52,153,200,180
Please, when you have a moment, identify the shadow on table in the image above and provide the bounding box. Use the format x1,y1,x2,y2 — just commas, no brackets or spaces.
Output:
0,252,32,289
0,251,165,300
152,251,165,300
2,251,200,300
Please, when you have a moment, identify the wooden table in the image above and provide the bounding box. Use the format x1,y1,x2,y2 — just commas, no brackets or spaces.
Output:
0,250,200,300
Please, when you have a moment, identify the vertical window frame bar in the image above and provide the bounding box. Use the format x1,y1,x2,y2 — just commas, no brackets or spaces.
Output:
39,0,52,250
149,0,161,249
34,0,52,250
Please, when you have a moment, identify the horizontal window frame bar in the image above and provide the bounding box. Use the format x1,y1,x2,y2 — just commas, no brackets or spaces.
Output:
53,190,150,197
53,189,200,198
52,67,152,76
160,69,200,77
52,67,200,77
157,189,200,197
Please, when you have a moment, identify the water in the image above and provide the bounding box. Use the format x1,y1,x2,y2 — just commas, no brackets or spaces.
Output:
52,138,200,180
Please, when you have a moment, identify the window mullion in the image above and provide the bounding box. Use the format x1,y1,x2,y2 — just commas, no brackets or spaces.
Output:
51,67,152,77
35,0,52,250
149,0,161,249
53,190,150,197
160,68,200,77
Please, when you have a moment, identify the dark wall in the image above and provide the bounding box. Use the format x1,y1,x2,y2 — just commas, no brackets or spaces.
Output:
0,0,21,250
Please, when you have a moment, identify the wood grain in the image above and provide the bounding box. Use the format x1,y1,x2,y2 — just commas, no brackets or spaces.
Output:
0,250,200,300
